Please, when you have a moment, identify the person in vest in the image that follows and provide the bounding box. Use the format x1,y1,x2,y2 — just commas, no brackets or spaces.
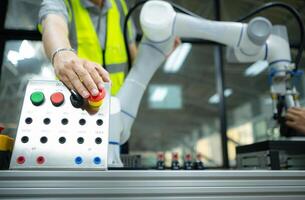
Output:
39,0,138,97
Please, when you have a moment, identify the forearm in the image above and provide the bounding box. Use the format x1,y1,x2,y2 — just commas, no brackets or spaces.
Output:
40,14,110,98
41,14,71,60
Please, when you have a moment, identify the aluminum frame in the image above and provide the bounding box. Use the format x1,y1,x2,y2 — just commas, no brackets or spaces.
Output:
0,170,305,199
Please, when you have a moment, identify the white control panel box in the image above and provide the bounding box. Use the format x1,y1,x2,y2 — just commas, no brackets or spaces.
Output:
10,80,110,170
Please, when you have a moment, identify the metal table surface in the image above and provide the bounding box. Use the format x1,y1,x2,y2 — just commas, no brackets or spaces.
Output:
0,170,305,199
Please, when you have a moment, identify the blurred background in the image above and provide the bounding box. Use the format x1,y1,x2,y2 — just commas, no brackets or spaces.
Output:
0,0,304,168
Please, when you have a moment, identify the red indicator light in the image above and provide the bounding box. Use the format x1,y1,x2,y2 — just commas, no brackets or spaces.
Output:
172,152,179,161
16,156,25,164
36,156,45,165
185,154,192,161
157,152,164,161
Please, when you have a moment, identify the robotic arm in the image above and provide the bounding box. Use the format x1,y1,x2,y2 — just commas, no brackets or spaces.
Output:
108,0,299,167
140,1,299,130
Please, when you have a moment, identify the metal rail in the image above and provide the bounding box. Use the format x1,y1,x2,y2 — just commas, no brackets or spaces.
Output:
0,170,305,199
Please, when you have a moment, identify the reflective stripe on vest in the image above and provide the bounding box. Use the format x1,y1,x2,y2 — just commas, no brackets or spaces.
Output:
69,0,128,95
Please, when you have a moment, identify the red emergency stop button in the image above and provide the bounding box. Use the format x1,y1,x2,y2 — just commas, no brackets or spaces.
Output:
50,92,64,107
88,87,106,108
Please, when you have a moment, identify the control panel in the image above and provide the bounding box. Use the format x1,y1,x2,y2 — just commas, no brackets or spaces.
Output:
10,80,110,170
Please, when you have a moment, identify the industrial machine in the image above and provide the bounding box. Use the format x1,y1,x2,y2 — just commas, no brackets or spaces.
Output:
8,0,304,169
1,1,305,199
237,140,305,170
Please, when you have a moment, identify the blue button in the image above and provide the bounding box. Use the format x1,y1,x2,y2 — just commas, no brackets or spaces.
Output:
93,157,101,165
75,156,83,165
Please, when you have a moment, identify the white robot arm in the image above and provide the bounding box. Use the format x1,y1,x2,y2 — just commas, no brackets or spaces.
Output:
140,1,291,64
108,0,298,167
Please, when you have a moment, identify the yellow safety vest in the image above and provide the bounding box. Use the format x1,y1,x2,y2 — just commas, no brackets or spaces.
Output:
66,0,132,95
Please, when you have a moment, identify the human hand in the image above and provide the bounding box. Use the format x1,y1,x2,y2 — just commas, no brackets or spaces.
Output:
285,107,305,134
53,50,110,98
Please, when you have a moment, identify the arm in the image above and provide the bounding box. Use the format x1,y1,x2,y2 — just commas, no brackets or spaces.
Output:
42,14,70,60
41,14,110,98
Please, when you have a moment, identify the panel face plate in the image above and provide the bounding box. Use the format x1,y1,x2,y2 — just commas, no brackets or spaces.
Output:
10,80,110,170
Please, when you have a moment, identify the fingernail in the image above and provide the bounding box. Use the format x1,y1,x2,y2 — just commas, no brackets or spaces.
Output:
91,88,98,96
98,83,104,90
82,91,89,98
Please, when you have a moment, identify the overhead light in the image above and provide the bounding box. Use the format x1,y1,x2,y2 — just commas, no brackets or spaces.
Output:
224,88,233,96
208,88,233,104
150,86,168,102
6,40,36,66
164,43,192,73
244,60,269,77
209,94,220,104
148,85,182,109
19,40,35,59
7,50,21,65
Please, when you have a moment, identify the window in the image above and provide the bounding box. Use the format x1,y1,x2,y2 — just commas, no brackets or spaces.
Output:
130,44,223,168
0,40,52,137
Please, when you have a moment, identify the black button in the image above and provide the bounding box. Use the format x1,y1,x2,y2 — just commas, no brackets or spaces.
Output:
59,137,66,144
70,91,84,108
40,136,48,144
96,119,103,126
79,119,86,125
95,137,102,144
25,117,33,124
61,118,68,125
77,137,84,144
43,118,51,125
21,136,29,143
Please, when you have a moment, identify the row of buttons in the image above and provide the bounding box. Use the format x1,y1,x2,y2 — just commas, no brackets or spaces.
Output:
16,155,102,165
20,136,103,144
30,91,64,107
25,117,103,126
16,156,45,165
74,156,102,165
30,87,106,108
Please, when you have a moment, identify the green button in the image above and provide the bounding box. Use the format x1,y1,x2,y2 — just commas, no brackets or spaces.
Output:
30,91,45,106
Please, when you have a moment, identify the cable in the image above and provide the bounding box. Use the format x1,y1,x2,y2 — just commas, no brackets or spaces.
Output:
123,0,201,71
123,0,146,71
236,2,304,71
